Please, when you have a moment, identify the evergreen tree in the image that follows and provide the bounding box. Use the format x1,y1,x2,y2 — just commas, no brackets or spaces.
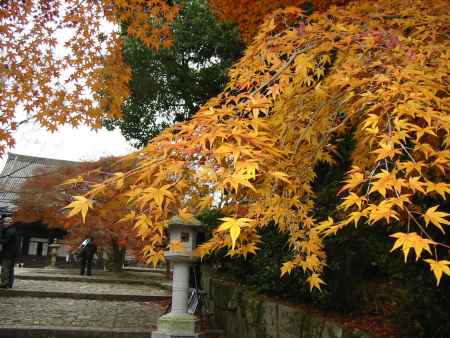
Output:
104,0,243,147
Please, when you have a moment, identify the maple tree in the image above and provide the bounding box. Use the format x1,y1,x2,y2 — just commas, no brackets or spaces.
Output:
63,0,450,289
0,0,178,155
3,0,449,289
14,158,143,271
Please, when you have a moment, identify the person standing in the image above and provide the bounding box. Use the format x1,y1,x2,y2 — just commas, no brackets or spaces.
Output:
79,237,97,276
0,217,19,288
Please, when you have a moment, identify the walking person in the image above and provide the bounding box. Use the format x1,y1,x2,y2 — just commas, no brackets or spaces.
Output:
0,217,19,288
79,237,97,276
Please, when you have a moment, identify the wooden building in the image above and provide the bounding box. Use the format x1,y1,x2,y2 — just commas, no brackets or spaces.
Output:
0,152,79,266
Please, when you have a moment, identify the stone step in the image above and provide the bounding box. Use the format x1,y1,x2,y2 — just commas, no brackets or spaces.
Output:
15,274,171,290
0,296,163,337
0,279,170,302
0,326,224,338
0,288,170,302
0,326,154,338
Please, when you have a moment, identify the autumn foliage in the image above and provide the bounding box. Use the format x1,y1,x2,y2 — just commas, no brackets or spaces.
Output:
2,0,449,289
13,163,91,231
0,0,178,155
14,158,143,258
61,0,450,289
208,0,350,42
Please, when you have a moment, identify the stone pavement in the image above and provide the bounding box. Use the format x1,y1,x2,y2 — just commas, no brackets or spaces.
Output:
0,267,172,338
11,278,168,296
0,297,161,329
16,267,171,286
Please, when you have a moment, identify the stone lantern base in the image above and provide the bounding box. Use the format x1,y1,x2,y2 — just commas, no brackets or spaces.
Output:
151,313,207,338
45,242,61,270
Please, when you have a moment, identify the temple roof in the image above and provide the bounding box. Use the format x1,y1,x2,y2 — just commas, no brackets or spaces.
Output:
0,153,79,213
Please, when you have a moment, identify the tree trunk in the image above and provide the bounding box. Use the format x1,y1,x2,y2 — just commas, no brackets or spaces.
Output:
105,238,125,273
165,260,171,278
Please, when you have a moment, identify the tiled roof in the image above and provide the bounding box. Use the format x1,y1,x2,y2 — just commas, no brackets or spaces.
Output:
0,153,79,213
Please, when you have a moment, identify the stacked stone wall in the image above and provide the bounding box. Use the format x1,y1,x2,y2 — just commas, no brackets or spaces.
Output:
201,268,374,338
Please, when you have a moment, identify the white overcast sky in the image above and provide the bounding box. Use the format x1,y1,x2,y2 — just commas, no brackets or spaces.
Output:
0,122,135,171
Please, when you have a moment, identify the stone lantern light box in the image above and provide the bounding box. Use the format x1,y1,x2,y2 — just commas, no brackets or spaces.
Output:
167,215,203,254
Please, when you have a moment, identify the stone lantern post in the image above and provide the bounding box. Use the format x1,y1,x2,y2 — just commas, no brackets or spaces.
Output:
46,239,62,269
152,216,206,338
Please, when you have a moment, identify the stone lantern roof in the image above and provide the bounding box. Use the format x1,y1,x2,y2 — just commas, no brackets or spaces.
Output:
168,215,203,228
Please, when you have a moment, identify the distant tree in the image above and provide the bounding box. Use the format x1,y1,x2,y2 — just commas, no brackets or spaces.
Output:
103,0,243,147
14,158,142,272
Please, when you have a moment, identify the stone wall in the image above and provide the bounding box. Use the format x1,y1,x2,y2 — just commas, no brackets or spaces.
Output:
201,269,374,338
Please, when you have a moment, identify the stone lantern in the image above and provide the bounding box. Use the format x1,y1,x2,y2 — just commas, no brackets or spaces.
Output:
152,216,207,338
46,239,62,269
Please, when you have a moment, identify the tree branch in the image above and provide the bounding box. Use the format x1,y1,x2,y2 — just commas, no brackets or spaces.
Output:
250,41,319,97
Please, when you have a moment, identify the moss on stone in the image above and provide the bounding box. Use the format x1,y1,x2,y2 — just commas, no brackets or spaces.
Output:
157,313,200,334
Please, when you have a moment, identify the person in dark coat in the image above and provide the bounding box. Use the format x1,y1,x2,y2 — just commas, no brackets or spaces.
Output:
0,217,19,288
79,237,97,276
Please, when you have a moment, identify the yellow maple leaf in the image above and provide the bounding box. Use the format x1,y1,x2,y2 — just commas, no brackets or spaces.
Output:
426,182,450,199
197,196,213,211
407,177,426,194
281,261,295,277
307,273,325,291
146,250,165,268
303,254,321,273
368,203,399,224
178,208,196,224
398,161,425,176
371,141,400,161
269,171,291,184
134,214,152,232
235,161,259,179
64,196,93,223
339,171,365,194
170,240,186,253
424,259,450,286
241,242,258,258
114,172,125,189
223,171,256,193
423,206,450,233
344,211,367,227
390,232,434,262
315,217,334,234
340,193,366,210
369,170,396,197
390,195,411,209
116,210,136,224
217,217,255,250
194,241,213,258
361,114,380,131
140,185,174,210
